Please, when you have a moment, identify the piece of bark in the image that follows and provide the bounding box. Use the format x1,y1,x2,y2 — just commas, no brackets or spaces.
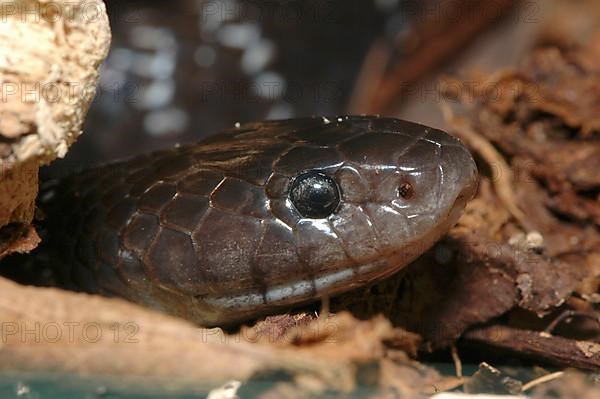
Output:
0,0,111,249
463,363,523,395
0,223,40,258
0,159,39,252
446,45,600,196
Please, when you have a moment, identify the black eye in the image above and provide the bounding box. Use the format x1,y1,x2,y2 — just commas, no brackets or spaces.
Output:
289,172,340,218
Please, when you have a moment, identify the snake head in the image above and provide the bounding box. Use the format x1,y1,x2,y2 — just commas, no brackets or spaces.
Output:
327,117,478,284
188,115,478,325
262,116,477,302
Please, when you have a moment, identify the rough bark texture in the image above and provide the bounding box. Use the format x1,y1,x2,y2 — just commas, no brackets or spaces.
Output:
0,0,110,252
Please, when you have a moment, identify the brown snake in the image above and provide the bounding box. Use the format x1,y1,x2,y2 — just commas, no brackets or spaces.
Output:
12,116,477,327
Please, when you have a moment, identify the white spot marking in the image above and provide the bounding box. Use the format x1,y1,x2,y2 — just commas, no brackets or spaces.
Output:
265,280,313,304
314,268,354,292
203,292,264,309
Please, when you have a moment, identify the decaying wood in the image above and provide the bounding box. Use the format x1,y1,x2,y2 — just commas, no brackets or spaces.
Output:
435,39,600,370
0,222,39,258
0,0,110,255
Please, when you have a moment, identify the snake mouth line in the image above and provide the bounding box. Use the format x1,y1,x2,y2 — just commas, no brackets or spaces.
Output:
200,256,392,311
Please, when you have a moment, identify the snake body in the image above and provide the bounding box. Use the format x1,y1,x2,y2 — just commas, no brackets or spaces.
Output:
27,116,476,326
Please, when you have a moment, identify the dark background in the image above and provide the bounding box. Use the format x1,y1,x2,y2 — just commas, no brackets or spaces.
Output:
45,0,541,180
46,0,402,178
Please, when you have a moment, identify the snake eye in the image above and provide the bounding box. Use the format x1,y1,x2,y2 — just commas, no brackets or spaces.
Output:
289,171,340,218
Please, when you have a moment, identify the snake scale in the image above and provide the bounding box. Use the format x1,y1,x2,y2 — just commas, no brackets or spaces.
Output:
11,116,477,327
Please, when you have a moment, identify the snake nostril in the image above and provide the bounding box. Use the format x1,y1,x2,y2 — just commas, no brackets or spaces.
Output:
397,182,414,199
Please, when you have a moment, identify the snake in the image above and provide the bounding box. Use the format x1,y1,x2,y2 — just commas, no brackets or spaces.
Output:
16,115,477,327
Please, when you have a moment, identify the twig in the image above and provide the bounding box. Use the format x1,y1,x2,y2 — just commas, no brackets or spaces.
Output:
463,324,600,371
543,309,600,334
367,0,519,113
521,371,564,392
450,344,463,378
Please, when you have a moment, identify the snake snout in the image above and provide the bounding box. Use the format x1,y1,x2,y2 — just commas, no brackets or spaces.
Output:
439,137,478,211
